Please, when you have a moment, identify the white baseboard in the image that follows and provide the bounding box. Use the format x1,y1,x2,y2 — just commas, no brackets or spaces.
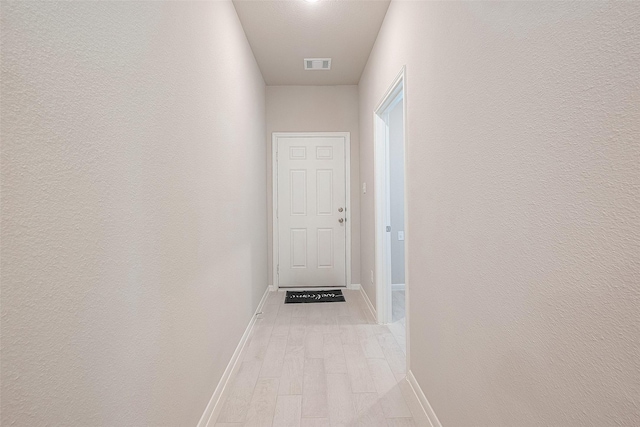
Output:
407,370,442,427
197,286,271,427
359,286,377,322
274,286,347,292
272,284,358,292
391,283,405,291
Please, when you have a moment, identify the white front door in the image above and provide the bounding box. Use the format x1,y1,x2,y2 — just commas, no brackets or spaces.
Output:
274,133,349,288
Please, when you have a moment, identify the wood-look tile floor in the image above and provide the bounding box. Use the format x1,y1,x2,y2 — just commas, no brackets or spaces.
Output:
214,289,429,427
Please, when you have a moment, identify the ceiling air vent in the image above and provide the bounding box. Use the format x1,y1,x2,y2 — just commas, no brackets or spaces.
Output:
304,58,331,71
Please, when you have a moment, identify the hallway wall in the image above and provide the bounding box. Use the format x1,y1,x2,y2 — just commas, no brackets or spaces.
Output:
1,2,266,425
266,85,360,286
359,2,640,426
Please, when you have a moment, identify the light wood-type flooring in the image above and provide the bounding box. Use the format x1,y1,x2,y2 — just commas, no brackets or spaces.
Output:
213,289,428,427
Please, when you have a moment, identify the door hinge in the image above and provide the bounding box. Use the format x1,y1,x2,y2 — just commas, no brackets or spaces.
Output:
386,226,391,232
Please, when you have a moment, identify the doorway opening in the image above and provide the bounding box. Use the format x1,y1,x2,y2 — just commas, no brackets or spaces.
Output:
374,68,407,355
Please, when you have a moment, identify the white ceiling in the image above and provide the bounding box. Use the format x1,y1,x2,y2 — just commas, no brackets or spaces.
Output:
233,0,391,86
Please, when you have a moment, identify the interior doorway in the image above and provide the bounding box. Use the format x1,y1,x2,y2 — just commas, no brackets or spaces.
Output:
374,68,407,355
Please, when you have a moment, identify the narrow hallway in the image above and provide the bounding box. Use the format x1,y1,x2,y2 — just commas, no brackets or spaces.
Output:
213,290,426,426
3,2,639,426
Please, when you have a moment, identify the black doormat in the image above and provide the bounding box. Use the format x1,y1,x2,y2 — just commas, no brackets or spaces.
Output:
285,290,346,304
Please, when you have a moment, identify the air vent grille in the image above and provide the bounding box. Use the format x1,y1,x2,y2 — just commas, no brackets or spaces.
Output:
304,58,331,71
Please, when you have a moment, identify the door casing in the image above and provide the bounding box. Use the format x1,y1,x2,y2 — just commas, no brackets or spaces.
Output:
373,66,409,367
272,132,351,290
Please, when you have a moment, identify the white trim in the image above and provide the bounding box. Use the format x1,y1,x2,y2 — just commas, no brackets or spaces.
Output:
402,68,411,372
274,283,360,292
407,370,442,427
373,66,407,325
197,287,271,427
359,286,377,323
391,283,405,291
272,133,279,290
271,132,352,291
275,287,347,292
345,133,352,292
275,284,359,293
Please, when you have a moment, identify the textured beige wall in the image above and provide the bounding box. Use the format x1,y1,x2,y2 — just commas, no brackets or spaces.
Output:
359,2,640,426
1,2,266,425
266,85,360,286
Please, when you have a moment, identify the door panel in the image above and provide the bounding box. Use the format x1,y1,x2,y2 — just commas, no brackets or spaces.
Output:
316,170,333,215
317,228,333,268
290,229,307,268
290,170,307,215
276,134,347,288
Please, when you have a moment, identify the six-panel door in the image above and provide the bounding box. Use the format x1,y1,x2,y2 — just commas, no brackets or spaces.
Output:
276,135,347,287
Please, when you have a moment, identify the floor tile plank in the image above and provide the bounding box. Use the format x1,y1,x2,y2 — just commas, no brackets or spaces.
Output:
288,321,307,347
337,316,360,345
300,418,331,427
304,330,324,359
279,345,305,395
357,324,385,359
216,361,262,423
326,373,355,426
261,334,289,378
244,378,279,427
386,418,417,427
323,333,347,374
377,333,406,374
273,395,302,427
273,305,293,336
343,344,377,393
352,393,387,427
243,324,274,363
367,358,412,418
301,358,328,418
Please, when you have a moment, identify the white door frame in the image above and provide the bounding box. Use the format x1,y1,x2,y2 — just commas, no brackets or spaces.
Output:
373,67,408,340
272,132,351,290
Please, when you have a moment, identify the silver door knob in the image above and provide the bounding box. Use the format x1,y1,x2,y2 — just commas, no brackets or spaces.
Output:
338,207,344,212
338,218,344,223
